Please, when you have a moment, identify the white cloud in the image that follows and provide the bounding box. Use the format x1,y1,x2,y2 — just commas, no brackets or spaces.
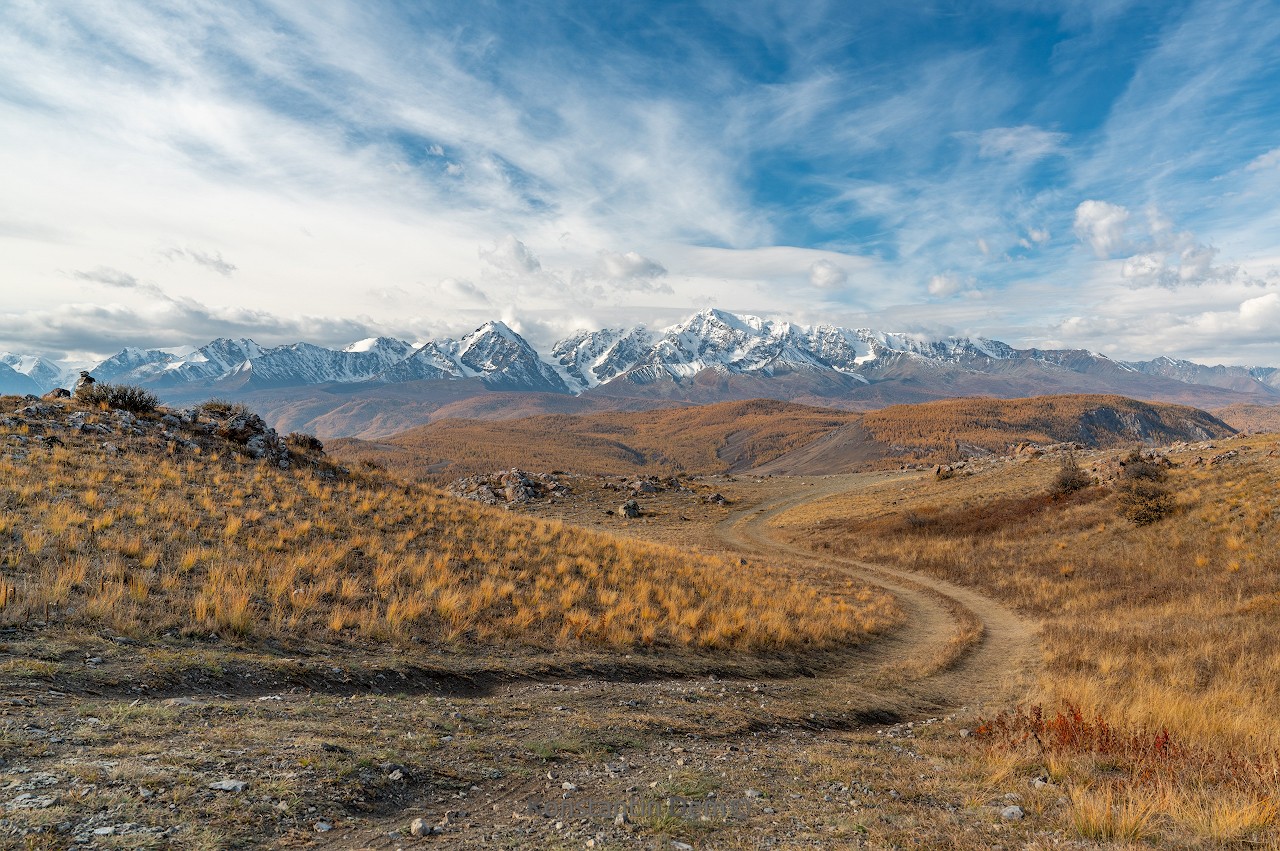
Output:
0,294,376,357
927,272,977,297
439,278,490,304
974,125,1068,161
161,247,237,277
808,259,848,290
479,235,542,276
1246,147,1280,172
1104,206,1266,289
595,251,670,293
1073,200,1131,258
71,267,145,290
1050,291,1280,362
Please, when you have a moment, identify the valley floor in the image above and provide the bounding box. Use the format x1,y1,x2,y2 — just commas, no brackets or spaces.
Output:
4,472,1058,850
5,437,1277,848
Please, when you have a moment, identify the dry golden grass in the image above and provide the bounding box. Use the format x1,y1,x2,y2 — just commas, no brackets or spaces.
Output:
1214,401,1280,433
773,435,1280,844
862,394,1234,462
328,398,858,479
0,396,895,654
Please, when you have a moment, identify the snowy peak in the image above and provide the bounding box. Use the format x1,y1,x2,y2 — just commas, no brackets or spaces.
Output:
93,347,180,383
453,322,569,392
11,308,1273,407
552,327,656,391
0,352,69,392
546,311,1023,387
0,361,40,395
375,323,570,393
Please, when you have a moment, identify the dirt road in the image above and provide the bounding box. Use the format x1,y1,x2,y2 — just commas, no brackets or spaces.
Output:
717,473,1039,719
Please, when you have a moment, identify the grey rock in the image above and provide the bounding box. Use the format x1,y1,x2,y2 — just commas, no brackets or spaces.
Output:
1000,805,1024,820
619,499,641,518
208,779,247,793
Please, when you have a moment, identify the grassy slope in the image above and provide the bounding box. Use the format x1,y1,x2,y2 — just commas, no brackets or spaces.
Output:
0,395,893,656
773,435,1280,841
332,394,1237,481
861,393,1235,456
329,398,859,479
1213,401,1280,433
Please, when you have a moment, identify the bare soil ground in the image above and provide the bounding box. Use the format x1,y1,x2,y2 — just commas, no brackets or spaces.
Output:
2,469,1074,850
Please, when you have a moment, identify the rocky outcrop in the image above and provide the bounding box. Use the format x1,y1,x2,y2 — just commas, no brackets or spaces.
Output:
449,470,570,506
73,371,96,396
0,396,327,473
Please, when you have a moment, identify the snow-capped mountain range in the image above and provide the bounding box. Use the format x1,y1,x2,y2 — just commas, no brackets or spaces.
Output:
4,309,1278,433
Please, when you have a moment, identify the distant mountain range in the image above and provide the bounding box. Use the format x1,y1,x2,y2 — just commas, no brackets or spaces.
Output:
4,309,1278,437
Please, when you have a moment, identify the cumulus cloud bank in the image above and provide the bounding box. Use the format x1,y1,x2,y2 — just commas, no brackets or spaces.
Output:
596,251,669,292
1073,200,1131,259
1075,201,1270,289
809,259,848,290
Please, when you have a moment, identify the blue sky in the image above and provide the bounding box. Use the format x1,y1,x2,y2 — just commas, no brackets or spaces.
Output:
2,0,1280,363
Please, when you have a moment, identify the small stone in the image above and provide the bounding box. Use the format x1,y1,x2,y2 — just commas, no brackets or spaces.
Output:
410,817,429,837
1000,805,1024,820
208,779,247,793
93,826,116,836
561,781,578,791
672,843,694,851
958,729,972,738
314,821,332,832
745,789,764,799
388,769,404,781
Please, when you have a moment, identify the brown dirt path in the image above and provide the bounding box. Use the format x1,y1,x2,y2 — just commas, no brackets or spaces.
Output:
716,473,1039,716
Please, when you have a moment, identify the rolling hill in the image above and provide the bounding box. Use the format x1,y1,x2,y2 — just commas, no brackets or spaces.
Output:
1211,402,1280,433
329,394,1237,481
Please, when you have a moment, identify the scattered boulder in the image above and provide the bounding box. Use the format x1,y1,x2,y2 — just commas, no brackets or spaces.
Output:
208,779,247,793
619,499,641,518
450,470,570,505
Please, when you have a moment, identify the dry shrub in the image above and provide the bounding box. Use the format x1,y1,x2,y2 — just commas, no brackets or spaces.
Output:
75,382,158,414
1051,451,1092,496
1114,451,1174,525
286,432,324,454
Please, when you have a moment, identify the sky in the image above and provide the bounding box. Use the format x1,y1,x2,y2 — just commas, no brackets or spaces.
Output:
2,0,1280,365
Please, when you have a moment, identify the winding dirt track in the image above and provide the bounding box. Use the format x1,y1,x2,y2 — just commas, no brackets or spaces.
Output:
316,474,1041,848
716,474,1040,717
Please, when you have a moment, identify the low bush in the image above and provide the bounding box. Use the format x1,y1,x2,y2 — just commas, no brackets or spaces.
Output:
287,432,324,454
1051,451,1093,496
197,398,249,418
1115,450,1174,525
76,382,158,414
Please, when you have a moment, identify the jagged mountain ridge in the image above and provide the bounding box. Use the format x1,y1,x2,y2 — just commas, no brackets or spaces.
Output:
5,310,1279,439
